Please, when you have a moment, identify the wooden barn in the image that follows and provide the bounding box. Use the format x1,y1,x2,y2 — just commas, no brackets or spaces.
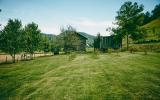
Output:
64,32,87,52
94,35,122,52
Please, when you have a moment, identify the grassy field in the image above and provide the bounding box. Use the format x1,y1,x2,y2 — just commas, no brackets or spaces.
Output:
0,52,160,100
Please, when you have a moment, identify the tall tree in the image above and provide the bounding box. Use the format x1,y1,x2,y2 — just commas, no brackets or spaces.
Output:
143,11,151,25
116,1,144,50
23,22,42,59
0,19,22,62
151,4,160,20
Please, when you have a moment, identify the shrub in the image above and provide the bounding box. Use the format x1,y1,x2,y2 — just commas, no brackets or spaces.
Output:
134,39,160,44
130,43,160,53
138,45,149,55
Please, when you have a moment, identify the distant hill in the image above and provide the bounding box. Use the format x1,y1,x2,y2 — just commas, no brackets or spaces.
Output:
41,33,57,41
141,17,160,40
78,32,96,47
142,17,160,29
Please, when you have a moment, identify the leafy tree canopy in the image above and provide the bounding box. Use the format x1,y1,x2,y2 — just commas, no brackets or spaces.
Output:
0,19,23,62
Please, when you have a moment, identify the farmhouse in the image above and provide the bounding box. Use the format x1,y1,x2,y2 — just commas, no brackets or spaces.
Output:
64,32,87,52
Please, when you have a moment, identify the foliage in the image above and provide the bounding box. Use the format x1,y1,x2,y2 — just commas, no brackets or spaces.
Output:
42,35,51,53
134,39,160,44
143,4,160,25
151,4,160,20
116,1,144,49
93,33,101,49
130,43,160,53
23,22,42,59
143,11,152,25
130,28,147,40
0,19,23,62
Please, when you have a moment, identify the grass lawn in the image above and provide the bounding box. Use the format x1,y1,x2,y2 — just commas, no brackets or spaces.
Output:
0,52,160,100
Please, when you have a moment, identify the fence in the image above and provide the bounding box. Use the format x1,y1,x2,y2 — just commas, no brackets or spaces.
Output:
0,53,53,64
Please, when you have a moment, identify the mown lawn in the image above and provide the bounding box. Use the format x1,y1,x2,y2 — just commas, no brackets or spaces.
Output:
0,52,160,100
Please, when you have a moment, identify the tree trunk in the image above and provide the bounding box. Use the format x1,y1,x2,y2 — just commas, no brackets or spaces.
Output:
126,33,129,50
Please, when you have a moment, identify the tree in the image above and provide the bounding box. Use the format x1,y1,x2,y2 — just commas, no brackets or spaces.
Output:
143,11,151,25
116,1,144,50
23,22,42,59
94,33,101,50
42,35,50,53
0,19,23,63
142,4,160,24
151,4,160,20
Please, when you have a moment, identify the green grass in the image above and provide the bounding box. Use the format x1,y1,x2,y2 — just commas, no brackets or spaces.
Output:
141,18,160,40
142,18,160,29
0,52,160,100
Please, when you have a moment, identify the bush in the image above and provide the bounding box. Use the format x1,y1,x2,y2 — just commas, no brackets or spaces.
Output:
130,43,160,53
134,39,160,44
139,46,148,55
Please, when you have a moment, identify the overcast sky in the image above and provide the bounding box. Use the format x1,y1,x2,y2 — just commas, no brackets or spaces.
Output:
0,0,159,36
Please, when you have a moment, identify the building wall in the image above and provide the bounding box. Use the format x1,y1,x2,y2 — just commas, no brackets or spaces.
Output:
94,35,122,51
75,35,86,51
64,34,87,52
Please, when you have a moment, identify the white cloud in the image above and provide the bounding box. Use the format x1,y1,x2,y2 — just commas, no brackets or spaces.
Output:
39,24,60,35
66,18,117,36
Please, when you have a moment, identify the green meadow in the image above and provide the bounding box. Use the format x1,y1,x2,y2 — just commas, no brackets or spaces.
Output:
0,52,160,100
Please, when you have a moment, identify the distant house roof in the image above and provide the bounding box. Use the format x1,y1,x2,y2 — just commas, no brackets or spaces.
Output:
77,32,88,40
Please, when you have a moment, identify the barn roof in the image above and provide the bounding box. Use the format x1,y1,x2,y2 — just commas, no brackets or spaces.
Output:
77,32,88,40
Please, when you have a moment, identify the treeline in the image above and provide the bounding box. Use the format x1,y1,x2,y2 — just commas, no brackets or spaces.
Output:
0,19,53,62
0,19,83,63
143,4,160,25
